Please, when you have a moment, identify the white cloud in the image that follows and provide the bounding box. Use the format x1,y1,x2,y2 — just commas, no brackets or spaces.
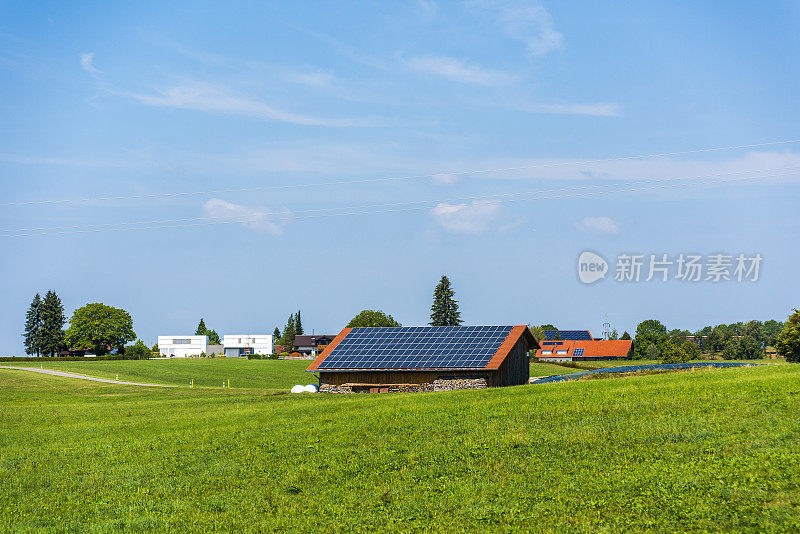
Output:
430,200,501,233
431,173,461,185
203,198,292,234
79,52,101,74
468,1,563,57
121,82,374,127
405,55,516,86
575,216,619,234
521,102,621,117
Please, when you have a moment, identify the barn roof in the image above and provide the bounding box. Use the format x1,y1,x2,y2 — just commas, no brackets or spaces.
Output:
307,325,537,372
543,329,594,341
536,339,632,358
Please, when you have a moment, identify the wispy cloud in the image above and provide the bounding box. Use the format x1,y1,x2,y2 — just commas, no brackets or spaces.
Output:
468,0,563,57
416,0,437,23
277,69,333,87
575,216,619,234
430,200,501,233
203,198,292,234
79,52,101,74
521,102,621,117
405,55,516,86
120,82,375,127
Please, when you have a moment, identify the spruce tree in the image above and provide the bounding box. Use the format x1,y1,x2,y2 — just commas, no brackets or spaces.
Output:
429,275,462,326
24,293,43,356
39,290,66,356
195,318,207,336
282,314,296,350
273,327,281,339
295,310,304,335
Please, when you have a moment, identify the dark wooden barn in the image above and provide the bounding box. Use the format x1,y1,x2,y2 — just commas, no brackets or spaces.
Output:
307,325,538,393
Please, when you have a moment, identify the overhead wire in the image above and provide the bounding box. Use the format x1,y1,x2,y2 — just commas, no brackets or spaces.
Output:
3,137,800,206
2,166,797,238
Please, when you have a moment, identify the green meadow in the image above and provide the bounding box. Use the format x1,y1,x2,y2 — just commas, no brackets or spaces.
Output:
2,361,799,532
23,358,313,389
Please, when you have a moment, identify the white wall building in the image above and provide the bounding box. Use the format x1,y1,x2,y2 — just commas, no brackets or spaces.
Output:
223,334,273,357
157,335,208,358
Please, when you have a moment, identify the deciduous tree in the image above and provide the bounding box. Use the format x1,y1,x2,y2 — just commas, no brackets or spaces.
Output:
125,340,151,360
634,320,668,359
65,303,136,355
776,309,800,363
347,310,401,328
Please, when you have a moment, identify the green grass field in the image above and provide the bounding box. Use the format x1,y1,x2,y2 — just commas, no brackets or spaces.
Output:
21,358,313,389
2,361,799,532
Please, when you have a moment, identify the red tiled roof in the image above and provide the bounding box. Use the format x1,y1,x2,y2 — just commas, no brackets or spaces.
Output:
535,339,632,359
307,328,351,371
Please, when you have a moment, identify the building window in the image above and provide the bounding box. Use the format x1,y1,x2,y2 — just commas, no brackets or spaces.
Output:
541,350,553,355
173,339,190,344
556,350,568,355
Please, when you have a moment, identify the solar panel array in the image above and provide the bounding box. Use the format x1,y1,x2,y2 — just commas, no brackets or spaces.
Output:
544,330,593,341
573,348,585,356
317,326,514,370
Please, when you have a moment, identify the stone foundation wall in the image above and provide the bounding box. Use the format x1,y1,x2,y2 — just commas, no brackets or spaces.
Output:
433,377,488,391
320,378,487,393
320,383,434,393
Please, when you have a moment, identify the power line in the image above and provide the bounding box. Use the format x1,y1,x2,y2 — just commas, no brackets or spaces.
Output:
6,164,798,233
3,138,800,207
2,168,796,238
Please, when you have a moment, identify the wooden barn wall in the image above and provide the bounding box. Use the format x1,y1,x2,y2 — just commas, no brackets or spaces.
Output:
320,370,495,386
496,338,531,386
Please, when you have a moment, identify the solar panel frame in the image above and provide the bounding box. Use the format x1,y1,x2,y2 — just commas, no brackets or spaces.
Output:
317,325,514,371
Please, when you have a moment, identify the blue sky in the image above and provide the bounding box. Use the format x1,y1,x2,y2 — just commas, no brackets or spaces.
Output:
2,1,800,354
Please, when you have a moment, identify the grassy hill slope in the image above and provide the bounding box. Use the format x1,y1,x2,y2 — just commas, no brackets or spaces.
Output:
1,364,799,531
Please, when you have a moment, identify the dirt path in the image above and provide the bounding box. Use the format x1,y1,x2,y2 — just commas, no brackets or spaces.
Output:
4,365,177,387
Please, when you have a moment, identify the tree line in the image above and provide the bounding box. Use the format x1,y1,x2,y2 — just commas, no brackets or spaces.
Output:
23,292,138,358
631,316,795,363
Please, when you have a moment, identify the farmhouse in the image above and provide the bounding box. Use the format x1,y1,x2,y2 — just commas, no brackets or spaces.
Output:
307,325,538,393
294,334,336,356
536,339,632,362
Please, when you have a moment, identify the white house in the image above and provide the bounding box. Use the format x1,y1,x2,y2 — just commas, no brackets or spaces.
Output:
222,334,273,357
157,335,208,358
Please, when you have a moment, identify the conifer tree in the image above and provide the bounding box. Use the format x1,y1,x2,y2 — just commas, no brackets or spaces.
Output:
23,293,43,356
195,318,207,336
429,275,462,326
295,310,304,335
282,314,296,350
273,327,281,339
39,290,66,356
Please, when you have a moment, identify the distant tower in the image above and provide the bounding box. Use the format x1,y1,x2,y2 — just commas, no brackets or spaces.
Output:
602,317,612,340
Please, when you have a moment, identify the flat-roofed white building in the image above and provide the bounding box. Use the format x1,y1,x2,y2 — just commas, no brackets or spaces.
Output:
157,335,208,358
223,334,273,357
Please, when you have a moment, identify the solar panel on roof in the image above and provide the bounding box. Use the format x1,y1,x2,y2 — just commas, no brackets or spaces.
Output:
317,326,514,370
544,330,593,341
